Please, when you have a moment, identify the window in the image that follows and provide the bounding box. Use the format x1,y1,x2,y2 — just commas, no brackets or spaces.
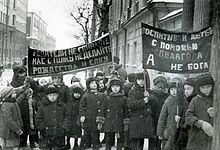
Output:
127,0,132,19
133,41,137,64
134,1,139,13
12,15,16,25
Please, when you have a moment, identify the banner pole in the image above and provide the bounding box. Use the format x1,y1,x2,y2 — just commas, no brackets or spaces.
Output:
109,32,115,71
143,69,147,91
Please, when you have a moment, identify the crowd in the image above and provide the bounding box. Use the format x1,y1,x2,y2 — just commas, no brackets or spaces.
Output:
0,56,215,150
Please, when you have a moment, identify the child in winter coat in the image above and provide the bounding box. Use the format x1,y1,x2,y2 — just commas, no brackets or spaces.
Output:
67,86,84,150
0,87,23,150
157,77,188,150
128,72,159,150
36,84,70,150
185,73,214,150
96,78,129,150
79,77,105,150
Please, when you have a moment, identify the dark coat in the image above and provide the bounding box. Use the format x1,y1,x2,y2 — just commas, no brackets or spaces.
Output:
0,98,23,139
97,92,129,132
128,85,159,138
79,91,105,131
157,95,188,150
185,95,213,150
36,97,70,137
67,97,82,137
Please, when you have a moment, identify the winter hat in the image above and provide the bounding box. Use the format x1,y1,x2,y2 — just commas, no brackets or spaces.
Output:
113,56,120,64
109,78,122,87
170,76,184,89
196,73,214,88
13,65,27,74
0,86,14,100
136,71,150,88
95,71,104,78
184,77,195,87
127,73,136,83
45,84,59,95
153,74,168,87
71,76,80,84
86,77,97,89
52,73,63,80
70,86,84,95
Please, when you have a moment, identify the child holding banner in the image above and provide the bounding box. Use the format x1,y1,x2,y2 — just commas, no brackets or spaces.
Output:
128,72,159,150
79,77,105,150
185,73,214,150
157,77,188,150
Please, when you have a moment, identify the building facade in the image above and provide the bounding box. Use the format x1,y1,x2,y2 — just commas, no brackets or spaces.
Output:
109,0,183,77
0,0,28,66
46,34,56,50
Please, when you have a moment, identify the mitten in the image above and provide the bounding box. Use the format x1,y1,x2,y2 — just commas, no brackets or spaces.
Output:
207,107,214,118
175,115,181,123
80,116,85,123
97,123,103,130
124,124,129,132
202,121,214,137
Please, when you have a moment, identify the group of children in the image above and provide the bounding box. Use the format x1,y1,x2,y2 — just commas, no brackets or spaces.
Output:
0,64,215,150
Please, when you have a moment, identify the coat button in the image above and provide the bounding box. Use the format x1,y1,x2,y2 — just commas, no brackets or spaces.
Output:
140,115,143,118
98,110,101,112
97,101,100,104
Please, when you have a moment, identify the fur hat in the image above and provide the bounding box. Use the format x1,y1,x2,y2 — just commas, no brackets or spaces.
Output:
0,86,14,100
127,73,136,83
196,73,214,87
184,77,195,87
136,71,150,88
70,86,84,95
71,76,80,84
153,74,168,87
45,84,59,95
95,71,104,78
109,78,122,87
86,77,97,89
13,65,26,74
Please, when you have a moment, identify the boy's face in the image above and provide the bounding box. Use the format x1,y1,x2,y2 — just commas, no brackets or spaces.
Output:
47,93,59,102
99,80,105,89
155,81,166,92
17,72,26,81
11,91,17,98
184,85,194,97
199,84,212,96
39,79,48,86
111,85,120,93
53,77,62,85
170,88,177,96
137,79,144,87
73,93,81,99
89,81,97,90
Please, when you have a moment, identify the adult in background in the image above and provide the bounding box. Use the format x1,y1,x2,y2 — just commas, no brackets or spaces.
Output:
10,65,38,149
108,56,127,82
52,73,72,104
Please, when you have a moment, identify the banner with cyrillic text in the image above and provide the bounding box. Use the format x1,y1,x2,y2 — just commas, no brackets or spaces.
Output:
142,23,213,73
28,34,112,76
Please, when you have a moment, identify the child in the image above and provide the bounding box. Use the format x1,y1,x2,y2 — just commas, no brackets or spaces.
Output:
185,73,214,150
79,77,105,150
67,86,84,149
184,77,196,103
96,78,129,150
36,84,70,150
0,87,23,150
128,72,158,150
157,77,188,150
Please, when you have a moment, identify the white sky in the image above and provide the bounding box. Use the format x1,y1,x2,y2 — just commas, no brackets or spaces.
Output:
28,0,83,49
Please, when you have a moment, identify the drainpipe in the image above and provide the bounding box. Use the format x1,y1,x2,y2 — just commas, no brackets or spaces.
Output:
122,26,127,69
